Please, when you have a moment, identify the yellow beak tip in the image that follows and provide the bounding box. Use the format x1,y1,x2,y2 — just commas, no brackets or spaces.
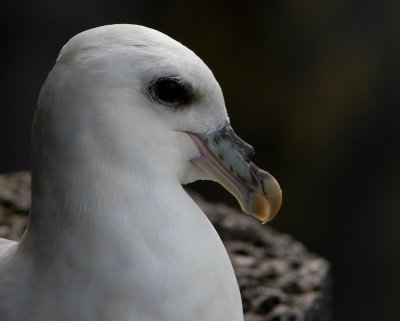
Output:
245,189,282,224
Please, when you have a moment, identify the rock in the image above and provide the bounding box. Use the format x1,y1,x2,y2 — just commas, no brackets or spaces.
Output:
186,194,332,321
0,171,31,212
0,171,331,320
0,172,30,240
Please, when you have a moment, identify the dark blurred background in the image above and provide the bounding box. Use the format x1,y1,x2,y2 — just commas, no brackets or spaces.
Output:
1,0,399,320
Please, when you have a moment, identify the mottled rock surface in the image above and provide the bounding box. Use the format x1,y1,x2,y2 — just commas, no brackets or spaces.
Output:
0,172,31,240
0,172,331,321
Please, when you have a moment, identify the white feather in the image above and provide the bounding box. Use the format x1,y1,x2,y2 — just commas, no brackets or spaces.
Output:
0,24,243,321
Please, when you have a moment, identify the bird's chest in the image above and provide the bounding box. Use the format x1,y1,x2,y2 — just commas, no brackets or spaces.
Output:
24,222,244,321
91,228,243,321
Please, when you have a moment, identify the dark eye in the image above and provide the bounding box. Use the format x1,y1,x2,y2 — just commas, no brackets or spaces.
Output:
149,77,193,107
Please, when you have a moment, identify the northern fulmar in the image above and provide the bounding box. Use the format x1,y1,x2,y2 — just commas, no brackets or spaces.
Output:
0,24,282,321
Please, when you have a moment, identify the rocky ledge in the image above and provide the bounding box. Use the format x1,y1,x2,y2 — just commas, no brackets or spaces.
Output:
0,172,331,321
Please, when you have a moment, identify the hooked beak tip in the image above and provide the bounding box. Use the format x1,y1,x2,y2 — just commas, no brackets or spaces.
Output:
247,172,282,224
262,192,282,224
187,125,283,224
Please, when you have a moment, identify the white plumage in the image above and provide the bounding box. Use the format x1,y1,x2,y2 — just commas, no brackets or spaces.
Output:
0,24,281,321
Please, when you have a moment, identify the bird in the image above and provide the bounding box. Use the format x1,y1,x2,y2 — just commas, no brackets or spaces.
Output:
0,24,282,321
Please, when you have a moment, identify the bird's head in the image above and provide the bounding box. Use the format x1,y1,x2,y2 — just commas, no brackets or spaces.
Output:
34,24,281,223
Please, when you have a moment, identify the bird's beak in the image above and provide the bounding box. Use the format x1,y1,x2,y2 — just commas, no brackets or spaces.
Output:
187,123,282,223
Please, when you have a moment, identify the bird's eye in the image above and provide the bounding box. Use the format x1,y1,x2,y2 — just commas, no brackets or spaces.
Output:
149,77,193,107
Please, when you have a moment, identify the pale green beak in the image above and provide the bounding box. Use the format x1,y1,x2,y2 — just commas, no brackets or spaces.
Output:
188,123,282,224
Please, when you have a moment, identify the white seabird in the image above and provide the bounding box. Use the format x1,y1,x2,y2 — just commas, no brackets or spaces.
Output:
0,25,282,321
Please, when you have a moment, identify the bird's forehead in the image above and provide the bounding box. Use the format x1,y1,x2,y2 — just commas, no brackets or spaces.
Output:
58,25,212,78
56,25,220,99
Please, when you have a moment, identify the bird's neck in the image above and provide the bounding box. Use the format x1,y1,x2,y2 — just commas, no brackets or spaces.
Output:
22,156,199,261
18,152,243,321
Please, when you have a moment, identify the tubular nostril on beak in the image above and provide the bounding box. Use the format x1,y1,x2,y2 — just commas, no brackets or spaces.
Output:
242,145,255,162
223,124,255,162
232,136,255,162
